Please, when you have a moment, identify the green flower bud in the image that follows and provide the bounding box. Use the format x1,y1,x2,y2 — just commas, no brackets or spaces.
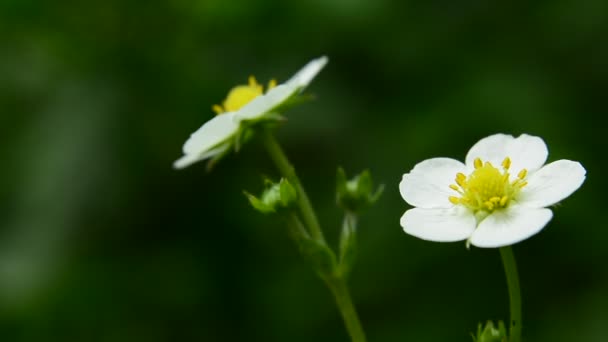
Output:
471,321,507,342
245,178,297,214
336,167,384,212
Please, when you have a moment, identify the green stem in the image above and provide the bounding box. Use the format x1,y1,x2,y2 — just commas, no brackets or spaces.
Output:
500,246,522,342
262,130,366,342
261,130,326,244
286,212,310,240
327,278,368,342
339,212,358,275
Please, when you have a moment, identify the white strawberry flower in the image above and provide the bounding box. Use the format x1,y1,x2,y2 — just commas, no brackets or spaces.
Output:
173,56,328,169
399,134,586,248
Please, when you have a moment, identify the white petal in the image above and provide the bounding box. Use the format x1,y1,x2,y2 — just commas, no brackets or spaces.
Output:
287,56,328,89
469,206,553,248
236,56,328,121
399,158,467,209
173,145,229,169
505,134,548,173
465,134,513,168
518,160,586,208
183,112,238,154
173,154,199,170
400,207,476,242
237,84,294,121
465,134,547,172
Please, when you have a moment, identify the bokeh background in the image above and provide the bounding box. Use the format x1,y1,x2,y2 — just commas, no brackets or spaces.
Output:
1,0,607,341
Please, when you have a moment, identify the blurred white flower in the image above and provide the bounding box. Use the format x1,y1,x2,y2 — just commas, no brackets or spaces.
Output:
399,134,586,248
173,56,328,169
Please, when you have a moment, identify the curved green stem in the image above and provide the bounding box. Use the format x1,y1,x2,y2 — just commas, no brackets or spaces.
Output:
327,278,367,342
261,130,326,244
500,246,522,342
286,212,310,240
262,130,366,342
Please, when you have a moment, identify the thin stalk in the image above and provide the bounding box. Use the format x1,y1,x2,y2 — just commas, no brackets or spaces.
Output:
261,130,366,342
261,130,326,244
286,212,310,240
327,278,368,342
500,246,522,342
339,211,358,275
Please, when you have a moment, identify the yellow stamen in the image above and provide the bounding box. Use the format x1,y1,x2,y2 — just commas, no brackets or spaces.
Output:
474,158,483,169
449,196,460,204
500,196,508,206
212,75,277,115
518,169,527,179
447,156,528,212
485,201,494,210
212,105,224,115
456,173,467,186
248,75,260,88
268,79,277,90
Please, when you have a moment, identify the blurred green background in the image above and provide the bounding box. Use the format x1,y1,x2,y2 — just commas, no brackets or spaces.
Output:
1,0,606,341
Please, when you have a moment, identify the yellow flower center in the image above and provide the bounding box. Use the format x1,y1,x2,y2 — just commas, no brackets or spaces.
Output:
449,157,528,212
212,76,277,115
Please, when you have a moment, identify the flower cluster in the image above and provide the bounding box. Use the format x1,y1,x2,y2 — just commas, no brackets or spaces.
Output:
399,134,586,248
172,55,588,342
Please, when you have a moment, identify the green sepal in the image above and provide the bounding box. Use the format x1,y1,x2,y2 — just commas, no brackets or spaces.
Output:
274,92,315,112
336,167,384,213
279,178,297,207
244,178,297,214
244,191,275,214
471,320,508,342
239,112,286,130
205,144,233,172
201,90,313,170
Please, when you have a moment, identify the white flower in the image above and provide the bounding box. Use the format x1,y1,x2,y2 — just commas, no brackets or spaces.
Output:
173,56,328,169
399,134,586,248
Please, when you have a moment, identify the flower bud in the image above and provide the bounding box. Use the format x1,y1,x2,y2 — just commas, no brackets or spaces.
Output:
471,320,507,342
336,168,384,212
245,178,297,214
